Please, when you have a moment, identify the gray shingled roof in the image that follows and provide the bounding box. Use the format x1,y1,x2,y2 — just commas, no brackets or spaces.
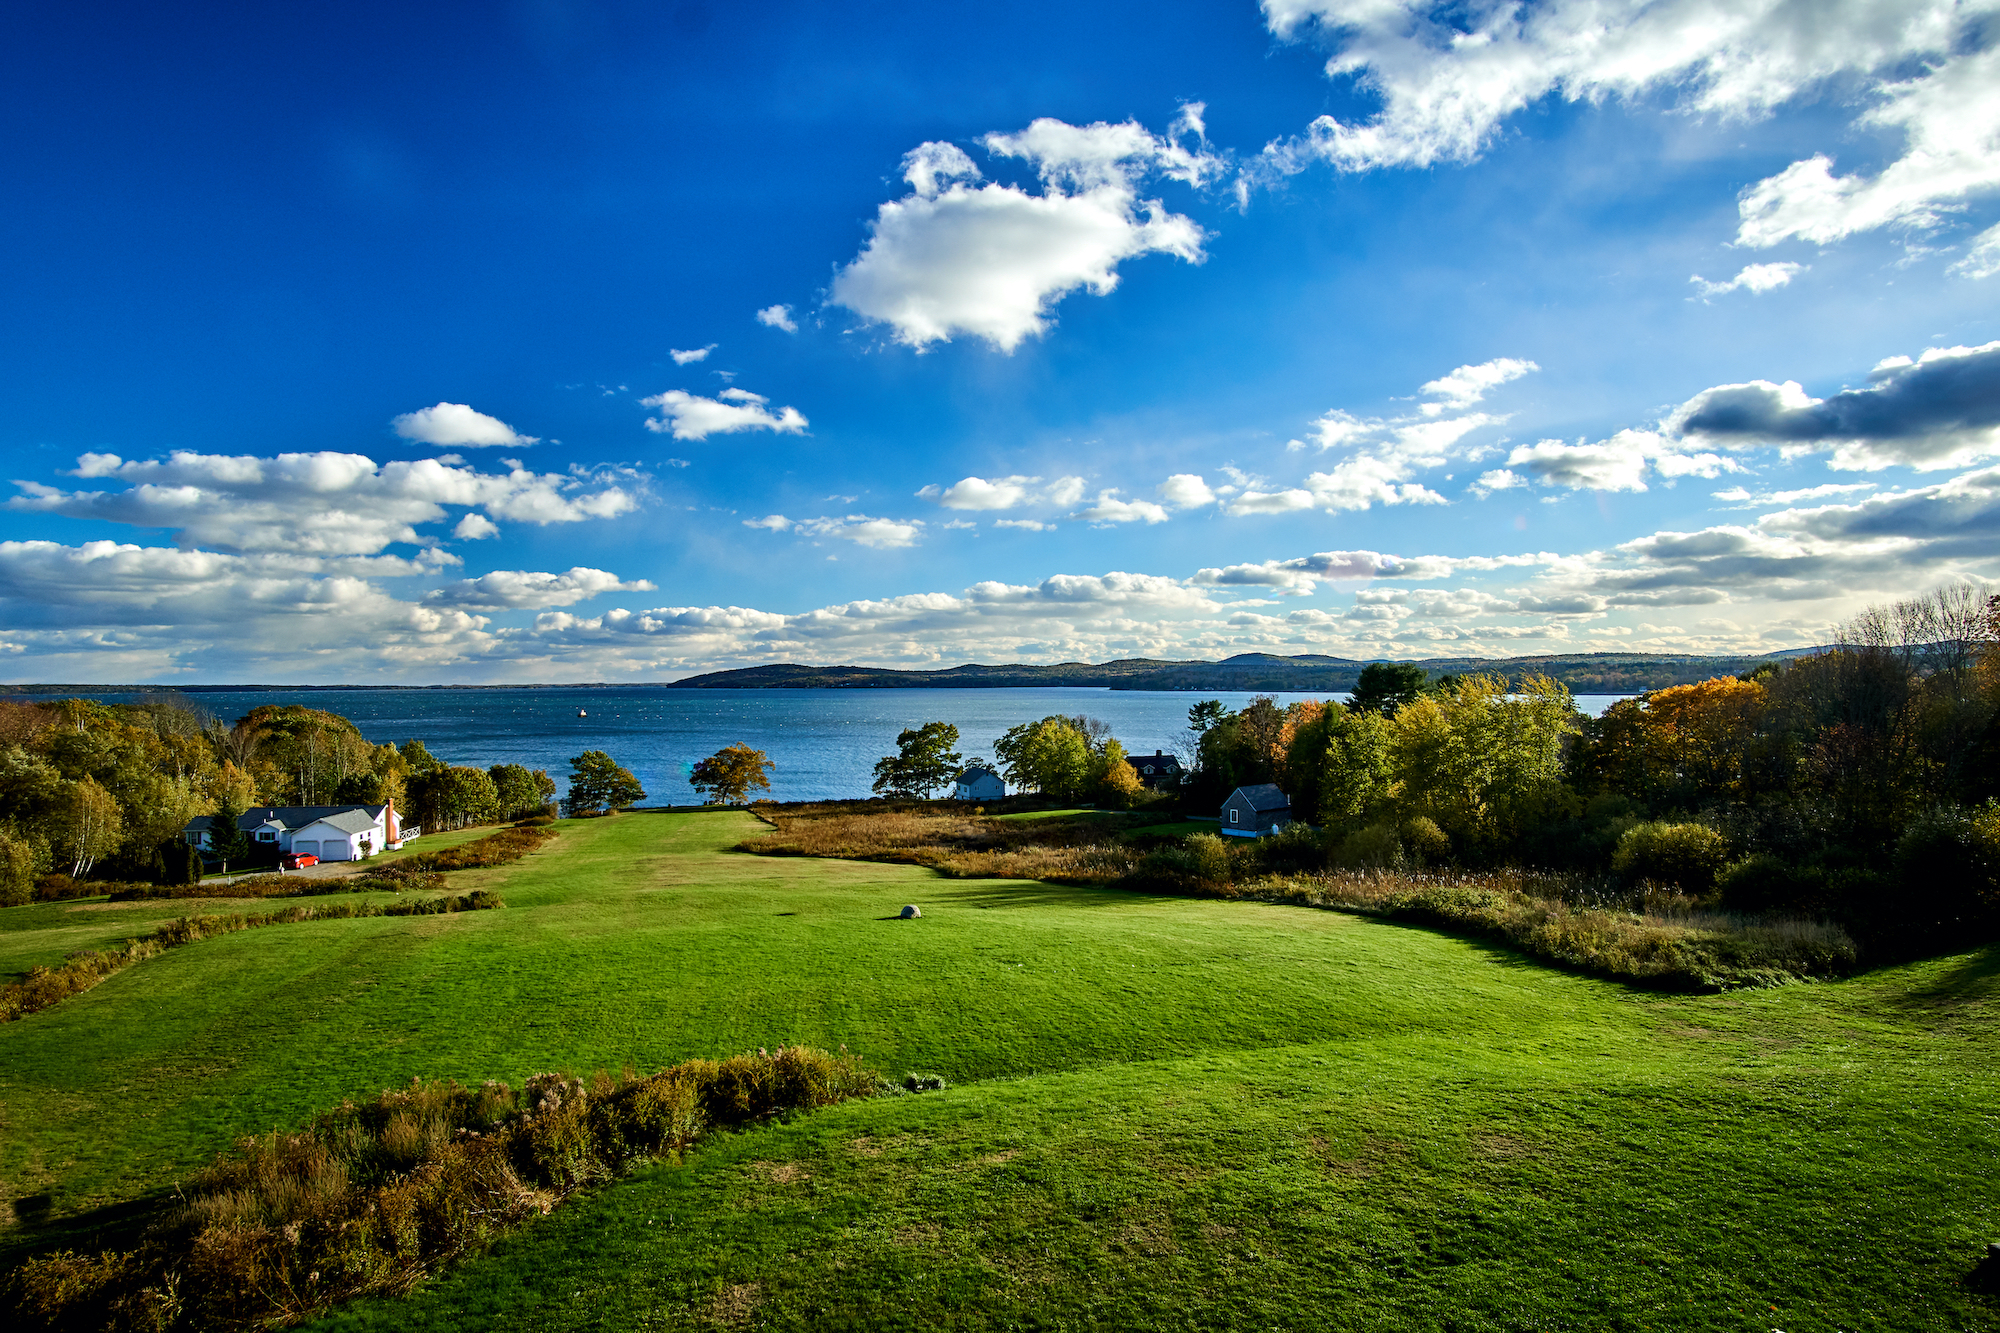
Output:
184,805,386,834
1228,783,1291,811
300,809,381,835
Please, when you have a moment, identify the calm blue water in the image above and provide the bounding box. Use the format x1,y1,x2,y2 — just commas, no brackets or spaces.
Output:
21,688,1631,803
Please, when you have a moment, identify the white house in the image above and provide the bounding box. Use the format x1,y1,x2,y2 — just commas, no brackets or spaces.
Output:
183,802,413,862
953,765,1006,802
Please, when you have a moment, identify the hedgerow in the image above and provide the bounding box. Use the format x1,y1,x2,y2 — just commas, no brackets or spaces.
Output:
0,892,502,1023
8,1046,871,1331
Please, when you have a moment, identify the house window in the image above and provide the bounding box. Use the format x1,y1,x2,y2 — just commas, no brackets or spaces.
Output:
1142,766,1154,774
258,831,276,841
1229,809,1239,825
185,832,200,845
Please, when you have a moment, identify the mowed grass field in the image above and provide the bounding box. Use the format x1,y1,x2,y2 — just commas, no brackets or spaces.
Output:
2,812,1996,1331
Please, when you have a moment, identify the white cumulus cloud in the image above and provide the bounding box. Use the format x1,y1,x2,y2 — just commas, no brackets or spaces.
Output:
756,305,798,332
1071,490,1170,524
641,387,809,441
829,115,1215,352
670,345,716,365
391,402,538,448
1419,357,1539,413
1157,474,1217,508
1689,262,1805,299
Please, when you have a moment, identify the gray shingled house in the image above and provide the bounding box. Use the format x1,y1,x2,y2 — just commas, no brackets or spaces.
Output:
1220,784,1292,838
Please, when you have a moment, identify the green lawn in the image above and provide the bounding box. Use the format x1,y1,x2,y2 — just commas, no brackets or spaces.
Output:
0,824,505,985
1,812,1995,1330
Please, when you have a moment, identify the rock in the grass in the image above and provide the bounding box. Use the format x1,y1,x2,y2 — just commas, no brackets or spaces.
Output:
899,904,922,919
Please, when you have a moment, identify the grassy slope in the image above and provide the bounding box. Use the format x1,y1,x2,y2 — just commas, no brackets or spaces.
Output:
0,813,1992,1330
0,823,505,985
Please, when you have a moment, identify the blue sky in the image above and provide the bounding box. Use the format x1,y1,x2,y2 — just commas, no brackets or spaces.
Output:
3,0,1997,682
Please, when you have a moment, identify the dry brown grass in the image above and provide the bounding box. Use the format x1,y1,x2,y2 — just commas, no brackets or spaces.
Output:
9,1047,870,1332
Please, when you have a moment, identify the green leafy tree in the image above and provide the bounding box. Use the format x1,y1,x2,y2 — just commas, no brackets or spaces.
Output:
1348,662,1430,716
0,826,40,906
399,739,446,776
871,722,963,798
994,717,1093,802
688,745,771,805
1092,738,1145,809
567,751,647,812
489,763,547,818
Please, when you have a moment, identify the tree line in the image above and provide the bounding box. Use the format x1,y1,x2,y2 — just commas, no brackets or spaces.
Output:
1180,582,2000,956
0,697,559,900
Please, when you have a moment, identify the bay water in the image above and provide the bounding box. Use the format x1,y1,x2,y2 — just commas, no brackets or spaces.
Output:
30,687,1631,804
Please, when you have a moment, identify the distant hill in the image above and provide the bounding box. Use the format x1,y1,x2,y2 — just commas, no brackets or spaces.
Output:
670,649,1820,694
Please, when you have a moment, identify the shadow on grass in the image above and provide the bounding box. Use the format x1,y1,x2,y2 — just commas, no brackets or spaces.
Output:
930,879,1136,911
1896,944,2000,1008
0,1188,172,1276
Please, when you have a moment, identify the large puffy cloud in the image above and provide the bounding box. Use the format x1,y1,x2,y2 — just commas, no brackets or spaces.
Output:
1672,340,2000,470
391,402,538,448
640,388,808,441
1735,43,2000,250
424,568,656,610
829,113,1215,351
1259,0,1971,171
5,451,640,555
1277,405,1500,511
1157,474,1217,508
1259,1,2000,269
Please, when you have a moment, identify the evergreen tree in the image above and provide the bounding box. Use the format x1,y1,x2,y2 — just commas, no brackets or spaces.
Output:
209,794,250,876
1347,662,1430,716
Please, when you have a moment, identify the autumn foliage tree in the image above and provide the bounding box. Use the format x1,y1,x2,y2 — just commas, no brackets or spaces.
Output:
688,745,771,805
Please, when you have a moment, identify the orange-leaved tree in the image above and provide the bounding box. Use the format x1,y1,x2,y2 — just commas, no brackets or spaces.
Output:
689,744,774,805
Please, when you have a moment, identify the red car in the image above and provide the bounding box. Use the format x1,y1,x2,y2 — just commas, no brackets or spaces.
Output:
281,853,319,870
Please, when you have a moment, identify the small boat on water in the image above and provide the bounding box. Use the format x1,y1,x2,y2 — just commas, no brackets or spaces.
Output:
577,708,588,717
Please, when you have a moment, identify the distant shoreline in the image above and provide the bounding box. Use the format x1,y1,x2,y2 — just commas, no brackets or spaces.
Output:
0,647,1814,697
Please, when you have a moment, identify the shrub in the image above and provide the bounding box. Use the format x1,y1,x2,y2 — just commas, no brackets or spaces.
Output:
1333,822,1404,872
8,1048,872,1332
515,814,556,827
1888,806,2000,941
1612,822,1729,894
1716,853,1827,915
1400,816,1451,866
1182,832,1235,885
1252,823,1325,874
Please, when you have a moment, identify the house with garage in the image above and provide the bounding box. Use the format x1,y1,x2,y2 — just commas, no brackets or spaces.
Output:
183,802,414,863
1124,750,1183,791
952,764,1006,802
1220,784,1292,838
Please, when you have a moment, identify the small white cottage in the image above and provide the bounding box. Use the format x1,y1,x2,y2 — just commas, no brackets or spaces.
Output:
952,765,1006,802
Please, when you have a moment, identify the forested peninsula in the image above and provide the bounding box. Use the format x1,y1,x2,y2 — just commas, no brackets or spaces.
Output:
669,649,1817,693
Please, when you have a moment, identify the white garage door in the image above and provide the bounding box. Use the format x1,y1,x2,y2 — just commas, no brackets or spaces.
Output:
292,840,319,856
